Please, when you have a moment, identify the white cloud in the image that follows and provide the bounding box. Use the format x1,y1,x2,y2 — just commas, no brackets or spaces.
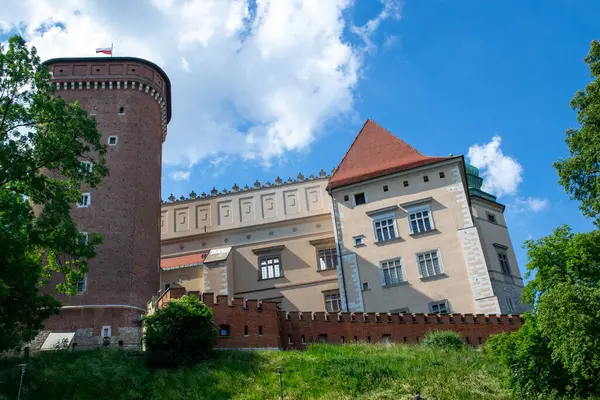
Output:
169,170,191,181
1,0,401,180
509,197,550,213
383,34,398,49
180,56,189,72
467,136,523,197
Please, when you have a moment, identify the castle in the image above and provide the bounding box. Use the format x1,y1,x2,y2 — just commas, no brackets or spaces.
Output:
33,56,525,351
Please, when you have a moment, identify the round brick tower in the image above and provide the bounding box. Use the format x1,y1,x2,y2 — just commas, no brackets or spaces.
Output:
37,57,171,350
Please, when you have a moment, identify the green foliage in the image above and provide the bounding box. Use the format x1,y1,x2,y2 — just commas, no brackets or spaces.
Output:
420,330,464,351
488,226,600,397
0,344,520,400
554,40,600,226
0,35,107,352
143,295,216,368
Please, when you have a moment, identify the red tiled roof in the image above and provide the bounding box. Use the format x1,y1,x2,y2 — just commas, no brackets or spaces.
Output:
326,120,449,190
160,253,208,271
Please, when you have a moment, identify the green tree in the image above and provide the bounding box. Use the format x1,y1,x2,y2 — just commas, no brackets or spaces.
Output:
554,40,600,226
0,36,107,352
488,226,600,397
144,295,216,368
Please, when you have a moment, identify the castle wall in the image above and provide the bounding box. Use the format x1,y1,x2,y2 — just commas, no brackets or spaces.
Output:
157,289,523,351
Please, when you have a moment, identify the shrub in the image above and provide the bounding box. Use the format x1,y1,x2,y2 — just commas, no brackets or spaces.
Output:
144,294,216,368
421,330,464,350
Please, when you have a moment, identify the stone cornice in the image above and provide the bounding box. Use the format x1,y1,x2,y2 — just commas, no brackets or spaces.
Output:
162,170,335,205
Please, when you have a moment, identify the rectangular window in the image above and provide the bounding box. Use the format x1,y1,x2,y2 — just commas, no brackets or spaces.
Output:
102,326,111,338
380,258,405,286
403,180,409,187
77,275,86,294
318,248,338,271
439,172,445,179
80,161,93,173
487,213,497,223
259,255,282,280
390,307,410,314
353,236,365,246
324,291,341,312
354,192,366,205
423,175,429,182
77,193,91,208
373,217,397,242
362,282,370,291
408,206,434,234
108,136,118,146
497,251,511,275
383,185,389,192
417,250,443,278
429,300,449,314
81,232,89,245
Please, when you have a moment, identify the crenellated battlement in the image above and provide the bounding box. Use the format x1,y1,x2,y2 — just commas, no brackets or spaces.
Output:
153,288,524,350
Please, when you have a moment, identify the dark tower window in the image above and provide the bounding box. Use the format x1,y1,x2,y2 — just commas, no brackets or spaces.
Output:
423,176,429,182
258,325,263,336
354,192,366,205
403,181,409,187
439,172,445,179
383,185,388,192
119,106,125,115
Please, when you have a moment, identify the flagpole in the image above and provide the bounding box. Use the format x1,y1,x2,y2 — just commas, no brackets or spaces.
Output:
111,43,113,57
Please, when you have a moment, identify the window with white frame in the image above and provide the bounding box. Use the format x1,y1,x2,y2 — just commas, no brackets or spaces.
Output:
324,290,341,312
108,136,118,145
77,275,87,294
259,255,283,280
353,236,365,246
417,250,443,278
81,232,89,245
80,161,93,173
407,204,434,234
380,258,405,286
429,300,449,314
78,193,91,208
390,307,410,314
102,326,111,338
372,212,398,242
496,247,512,275
318,248,338,271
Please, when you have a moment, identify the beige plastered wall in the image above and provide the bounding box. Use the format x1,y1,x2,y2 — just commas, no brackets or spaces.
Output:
330,159,485,314
160,178,340,311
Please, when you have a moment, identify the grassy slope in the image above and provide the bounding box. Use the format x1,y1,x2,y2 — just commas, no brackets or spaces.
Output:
0,344,516,400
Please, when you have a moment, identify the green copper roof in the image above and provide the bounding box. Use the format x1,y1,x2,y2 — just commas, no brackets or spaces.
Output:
465,164,497,202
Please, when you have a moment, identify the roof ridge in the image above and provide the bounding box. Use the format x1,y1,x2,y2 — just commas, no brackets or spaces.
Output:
163,169,333,205
327,119,371,185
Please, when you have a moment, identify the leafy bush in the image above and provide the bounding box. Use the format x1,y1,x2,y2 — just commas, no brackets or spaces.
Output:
144,294,216,368
421,330,464,350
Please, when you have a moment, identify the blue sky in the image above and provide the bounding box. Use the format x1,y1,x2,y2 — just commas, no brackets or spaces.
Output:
2,0,597,277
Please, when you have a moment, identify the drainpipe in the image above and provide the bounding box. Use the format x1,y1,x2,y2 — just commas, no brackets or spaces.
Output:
328,190,349,312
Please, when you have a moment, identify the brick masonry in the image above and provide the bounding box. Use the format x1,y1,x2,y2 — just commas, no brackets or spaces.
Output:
34,57,171,350
160,289,523,350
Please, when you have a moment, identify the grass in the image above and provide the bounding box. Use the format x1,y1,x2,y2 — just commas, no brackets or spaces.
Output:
0,344,518,400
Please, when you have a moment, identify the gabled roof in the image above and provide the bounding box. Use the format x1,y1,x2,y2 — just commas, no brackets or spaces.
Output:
326,119,449,190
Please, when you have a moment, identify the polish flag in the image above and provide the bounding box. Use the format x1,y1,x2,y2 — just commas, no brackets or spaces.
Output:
96,47,112,55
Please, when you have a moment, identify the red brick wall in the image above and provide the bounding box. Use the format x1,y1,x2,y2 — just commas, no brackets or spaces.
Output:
159,289,523,350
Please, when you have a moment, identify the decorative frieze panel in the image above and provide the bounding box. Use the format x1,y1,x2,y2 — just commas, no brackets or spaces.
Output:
283,189,299,215
261,193,278,219
239,197,255,223
160,211,167,234
218,201,233,225
196,204,211,230
174,208,189,232
305,185,323,212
